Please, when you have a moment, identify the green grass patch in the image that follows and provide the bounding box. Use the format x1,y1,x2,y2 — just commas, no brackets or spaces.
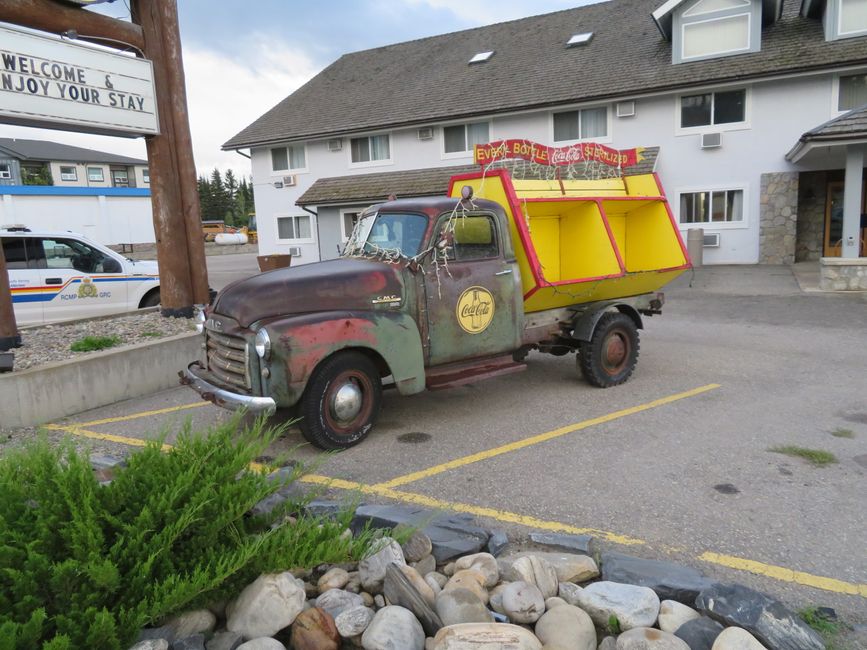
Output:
70,335,121,352
140,331,163,338
830,428,855,439
607,614,622,635
0,416,375,649
769,445,838,467
799,607,846,648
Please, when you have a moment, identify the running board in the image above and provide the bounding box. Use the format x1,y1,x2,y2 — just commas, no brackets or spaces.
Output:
425,354,527,390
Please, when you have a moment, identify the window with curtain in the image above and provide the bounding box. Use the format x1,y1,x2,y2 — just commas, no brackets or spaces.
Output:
351,135,391,163
271,145,306,171
838,74,867,111
677,0,753,62
277,215,312,240
87,167,104,182
679,189,744,223
553,107,608,141
443,122,490,153
680,89,746,127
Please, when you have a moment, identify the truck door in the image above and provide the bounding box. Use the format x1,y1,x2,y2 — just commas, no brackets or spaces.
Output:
38,237,128,323
425,212,521,366
2,236,44,326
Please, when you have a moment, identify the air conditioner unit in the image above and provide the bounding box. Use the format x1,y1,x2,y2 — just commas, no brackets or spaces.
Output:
703,232,721,247
282,174,296,187
417,127,434,141
287,246,302,257
272,180,283,189
616,101,635,118
701,132,722,149
327,138,343,152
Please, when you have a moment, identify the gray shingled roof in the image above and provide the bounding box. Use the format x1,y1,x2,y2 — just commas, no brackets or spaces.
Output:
785,104,867,160
296,147,660,206
224,0,867,150
0,138,146,165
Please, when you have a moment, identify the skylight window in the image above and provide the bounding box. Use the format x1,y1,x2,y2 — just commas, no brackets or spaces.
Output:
567,32,594,46
469,51,494,64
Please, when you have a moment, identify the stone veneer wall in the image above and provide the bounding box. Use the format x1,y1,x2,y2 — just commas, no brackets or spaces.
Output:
795,172,827,262
759,172,799,265
820,259,867,290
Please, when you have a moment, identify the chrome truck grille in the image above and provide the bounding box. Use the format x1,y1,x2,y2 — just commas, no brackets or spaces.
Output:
205,331,251,391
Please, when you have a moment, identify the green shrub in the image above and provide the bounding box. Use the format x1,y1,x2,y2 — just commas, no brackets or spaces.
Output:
0,417,374,649
70,336,121,352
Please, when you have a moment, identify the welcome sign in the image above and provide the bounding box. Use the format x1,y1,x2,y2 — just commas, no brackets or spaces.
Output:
475,139,645,168
0,24,158,136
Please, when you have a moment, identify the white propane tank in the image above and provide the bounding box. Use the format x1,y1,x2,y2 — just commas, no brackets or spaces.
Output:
215,233,248,245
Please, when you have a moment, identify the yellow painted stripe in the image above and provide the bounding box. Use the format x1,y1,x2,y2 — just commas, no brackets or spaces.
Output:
378,383,721,488
43,424,174,452
699,552,867,598
71,401,209,427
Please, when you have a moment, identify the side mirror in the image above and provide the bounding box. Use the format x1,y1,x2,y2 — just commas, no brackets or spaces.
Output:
102,258,122,273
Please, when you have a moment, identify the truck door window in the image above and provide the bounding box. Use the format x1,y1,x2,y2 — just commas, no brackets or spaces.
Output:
41,238,113,273
440,215,499,261
344,212,428,257
2,237,44,269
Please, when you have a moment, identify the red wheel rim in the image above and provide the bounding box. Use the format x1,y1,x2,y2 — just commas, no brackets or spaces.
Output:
601,329,630,375
322,369,375,436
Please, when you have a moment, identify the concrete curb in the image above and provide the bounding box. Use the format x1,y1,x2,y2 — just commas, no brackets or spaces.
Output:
1,332,201,428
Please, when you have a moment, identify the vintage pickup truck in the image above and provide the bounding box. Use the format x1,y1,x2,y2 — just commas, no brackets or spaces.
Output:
182,140,690,449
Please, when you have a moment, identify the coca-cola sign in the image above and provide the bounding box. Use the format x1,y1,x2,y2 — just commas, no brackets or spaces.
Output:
474,139,645,169
455,286,495,334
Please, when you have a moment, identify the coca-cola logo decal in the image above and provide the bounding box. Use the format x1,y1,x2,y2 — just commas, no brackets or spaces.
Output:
456,286,495,334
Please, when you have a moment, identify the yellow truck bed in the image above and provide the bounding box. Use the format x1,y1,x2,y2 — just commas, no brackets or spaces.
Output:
448,168,690,312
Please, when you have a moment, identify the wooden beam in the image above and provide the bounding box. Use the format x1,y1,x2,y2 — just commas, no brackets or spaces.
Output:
0,244,20,352
0,0,145,52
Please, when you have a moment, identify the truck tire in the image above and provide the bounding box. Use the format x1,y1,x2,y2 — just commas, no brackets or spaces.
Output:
139,288,160,308
578,311,639,387
299,351,382,450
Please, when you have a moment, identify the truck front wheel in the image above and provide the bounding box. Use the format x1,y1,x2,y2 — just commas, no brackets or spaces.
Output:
299,351,382,450
578,312,639,387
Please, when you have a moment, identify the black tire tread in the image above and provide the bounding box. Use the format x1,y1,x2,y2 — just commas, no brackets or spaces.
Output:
578,311,640,388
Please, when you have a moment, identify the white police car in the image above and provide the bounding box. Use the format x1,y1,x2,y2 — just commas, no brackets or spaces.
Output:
1,227,161,326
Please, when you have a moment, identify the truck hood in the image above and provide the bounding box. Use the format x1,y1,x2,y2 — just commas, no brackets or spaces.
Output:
129,259,159,274
213,257,405,328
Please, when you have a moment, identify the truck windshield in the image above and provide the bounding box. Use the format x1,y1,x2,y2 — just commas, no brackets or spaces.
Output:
343,212,428,259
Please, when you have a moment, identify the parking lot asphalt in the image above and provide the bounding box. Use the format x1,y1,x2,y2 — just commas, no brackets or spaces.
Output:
31,262,867,626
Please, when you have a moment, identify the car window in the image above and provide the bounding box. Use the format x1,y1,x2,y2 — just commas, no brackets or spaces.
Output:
2,237,44,269
41,238,113,273
437,215,499,262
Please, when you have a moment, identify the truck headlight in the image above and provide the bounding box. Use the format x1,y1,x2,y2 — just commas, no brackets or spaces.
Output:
255,329,271,360
195,309,206,333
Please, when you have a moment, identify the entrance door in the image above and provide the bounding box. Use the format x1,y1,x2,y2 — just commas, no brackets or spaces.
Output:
824,181,867,256
424,212,521,367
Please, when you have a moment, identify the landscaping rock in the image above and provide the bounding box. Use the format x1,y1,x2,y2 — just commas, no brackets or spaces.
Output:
427,571,449,589
130,641,170,650
574,581,660,631
534,602,596,650
361,605,425,650
558,581,583,605
695,584,824,650
236,640,286,650
673,617,725,650
504,551,599,584
711,627,768,649
172,635,205,650
615,627,690,649
545,596,568,609
657,600,700,633
383,563,443,636
205,631,244,650
529,532,594,556
249,467,307,517
399,564,438,606
137,627,176,644
165,610,217,639
359,537,406,592
432,622,543,649
454,552,499,587
335,605,374,638
443,569,489,604
304,500,347,519
601,553,712,604
598,637,618,650
501,581,546,624
226,572,306,638
318,567,351,593
412,553,437,577
315,589,365,619
486,529,510,557
435,587,494,626
400,528,434,563
502,555,559,598
290,607,339,650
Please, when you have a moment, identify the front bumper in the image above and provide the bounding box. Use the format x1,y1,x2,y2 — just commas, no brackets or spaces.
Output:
180,362,276,415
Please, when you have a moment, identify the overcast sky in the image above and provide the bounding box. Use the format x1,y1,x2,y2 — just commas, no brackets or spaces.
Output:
0,0,597,178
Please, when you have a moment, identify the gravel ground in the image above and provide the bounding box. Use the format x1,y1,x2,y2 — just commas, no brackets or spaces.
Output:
11,310,197,371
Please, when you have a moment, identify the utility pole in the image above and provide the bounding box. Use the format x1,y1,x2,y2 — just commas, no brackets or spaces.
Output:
0,244,20,355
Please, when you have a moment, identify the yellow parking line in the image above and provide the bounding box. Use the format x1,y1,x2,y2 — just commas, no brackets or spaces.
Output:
47,422,866,599
70,401,210,428
377,383,721,489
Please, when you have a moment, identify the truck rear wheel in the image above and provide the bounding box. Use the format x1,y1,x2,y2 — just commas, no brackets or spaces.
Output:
578,312,639,387
299,351,382,450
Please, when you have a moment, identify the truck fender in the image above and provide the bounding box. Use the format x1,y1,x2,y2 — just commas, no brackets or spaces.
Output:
572,304,643,342
271,311,426,405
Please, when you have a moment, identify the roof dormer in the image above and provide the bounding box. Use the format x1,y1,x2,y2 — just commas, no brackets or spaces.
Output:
802,0,867,40
653,0,783,63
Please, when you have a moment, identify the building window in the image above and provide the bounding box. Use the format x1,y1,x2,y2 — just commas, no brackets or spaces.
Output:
277,215,312,241
680,89,746,128
350,135,390,163
143,168,150,184
839,0,867,36
87,167,104,182
678,0,753,61
111,169,129,187
0,163,10,180
679,189,744,223
271,145,306,171
553,107,608,141
341,210,361,241
443,122,489,154
59,166,77,181
838,74,867,111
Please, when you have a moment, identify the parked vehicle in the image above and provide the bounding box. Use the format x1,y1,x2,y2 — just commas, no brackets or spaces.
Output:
1,227,160,326
182,141,690,449
202,220,237,242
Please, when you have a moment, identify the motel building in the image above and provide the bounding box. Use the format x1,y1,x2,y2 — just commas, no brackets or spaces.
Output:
224,0,867,289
